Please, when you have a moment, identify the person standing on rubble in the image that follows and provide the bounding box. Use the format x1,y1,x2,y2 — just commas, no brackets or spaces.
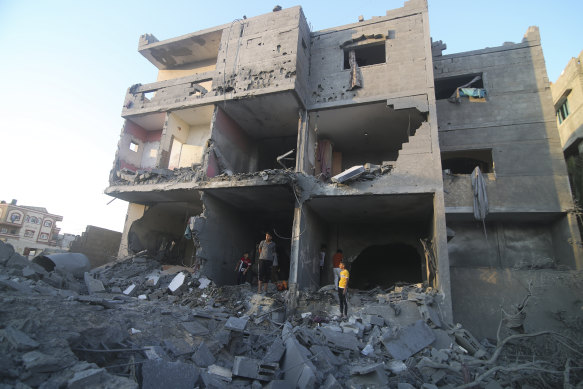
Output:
258,232,277,294
234,252,251,285
332,249,343,287
337,261,349,319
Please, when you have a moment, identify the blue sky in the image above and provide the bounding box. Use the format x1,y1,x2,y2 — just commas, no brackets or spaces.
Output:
0,0,581,235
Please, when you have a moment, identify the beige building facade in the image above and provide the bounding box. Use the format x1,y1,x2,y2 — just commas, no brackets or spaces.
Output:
0,200,63,257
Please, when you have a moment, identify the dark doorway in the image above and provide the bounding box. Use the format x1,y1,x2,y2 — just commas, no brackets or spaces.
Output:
349,243,422,290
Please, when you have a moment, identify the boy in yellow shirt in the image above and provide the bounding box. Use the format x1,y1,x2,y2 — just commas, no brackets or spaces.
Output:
337,262,349,319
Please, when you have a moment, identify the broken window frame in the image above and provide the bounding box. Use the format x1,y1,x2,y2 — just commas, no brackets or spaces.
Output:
342,42,386,70
434,73,485,101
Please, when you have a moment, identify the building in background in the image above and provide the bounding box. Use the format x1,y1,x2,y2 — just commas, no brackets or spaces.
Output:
104,0,582,338
552,50,583,217
0,199,62,257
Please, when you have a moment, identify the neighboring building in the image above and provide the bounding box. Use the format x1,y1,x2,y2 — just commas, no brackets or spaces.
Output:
56,233,78,251
0,199,63,257
552,51,583,213
69,225,122,268
105,1,582,337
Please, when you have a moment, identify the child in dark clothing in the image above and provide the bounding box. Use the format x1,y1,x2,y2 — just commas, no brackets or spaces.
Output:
234,253,251,285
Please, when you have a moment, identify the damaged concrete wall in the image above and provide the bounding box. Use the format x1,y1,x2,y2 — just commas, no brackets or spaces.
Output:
294,204,328,290
127,203,194,258
209,106,255,176
213,7,302,97
435,27,582,337
293,8,311,108
309,1,428,107
118,203,146,258
196,193,257,285
447,221,556,268
118,120,162,171
451,267,583,340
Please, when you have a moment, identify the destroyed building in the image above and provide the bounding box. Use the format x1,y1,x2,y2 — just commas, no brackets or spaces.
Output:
105,0,582,339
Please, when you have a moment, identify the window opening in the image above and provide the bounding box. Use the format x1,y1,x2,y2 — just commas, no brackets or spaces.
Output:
343,43,385,69
130,142,139,152
557,99,570,124
44,220,53,227
441,149,493,174
435,74,484,100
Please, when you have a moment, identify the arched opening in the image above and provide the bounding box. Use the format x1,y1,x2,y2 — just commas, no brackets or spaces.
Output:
349,243,423,290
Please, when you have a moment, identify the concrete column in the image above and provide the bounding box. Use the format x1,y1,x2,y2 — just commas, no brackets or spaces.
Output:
286,206,303,316
295,109,310,174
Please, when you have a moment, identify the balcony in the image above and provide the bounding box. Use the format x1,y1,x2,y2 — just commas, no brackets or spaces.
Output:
122,72,215,117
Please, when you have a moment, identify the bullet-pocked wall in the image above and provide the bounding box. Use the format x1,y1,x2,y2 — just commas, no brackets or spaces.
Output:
308,0,431,107
435,27,583,338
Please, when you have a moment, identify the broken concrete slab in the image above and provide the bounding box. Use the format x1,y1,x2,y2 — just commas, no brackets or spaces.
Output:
67,368,107,389
322,374,342,389
207,364,232,382
232,356,278,381
225,316,248,332
364,314,385,327
349,363,388,387
282,336,318,389
22,265,46,280
3,326,39,351
419,304,442,328
21,351,65,373
142,360,200,389
263,338,285,364
192,342,215,367
163,338,196,357
310,344,342,366
430,328,453,350
263,380,294,389
144,345,169,361
382,320,436,360
181,320,210,336
0,278,34,295
318,327,359,353
84,272,105,295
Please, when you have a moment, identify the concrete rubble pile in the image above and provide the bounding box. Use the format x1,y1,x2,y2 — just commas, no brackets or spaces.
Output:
114,166,201,186
1,241,582,388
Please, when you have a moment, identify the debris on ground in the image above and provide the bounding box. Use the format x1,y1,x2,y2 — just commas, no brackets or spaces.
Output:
1,240,581,388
